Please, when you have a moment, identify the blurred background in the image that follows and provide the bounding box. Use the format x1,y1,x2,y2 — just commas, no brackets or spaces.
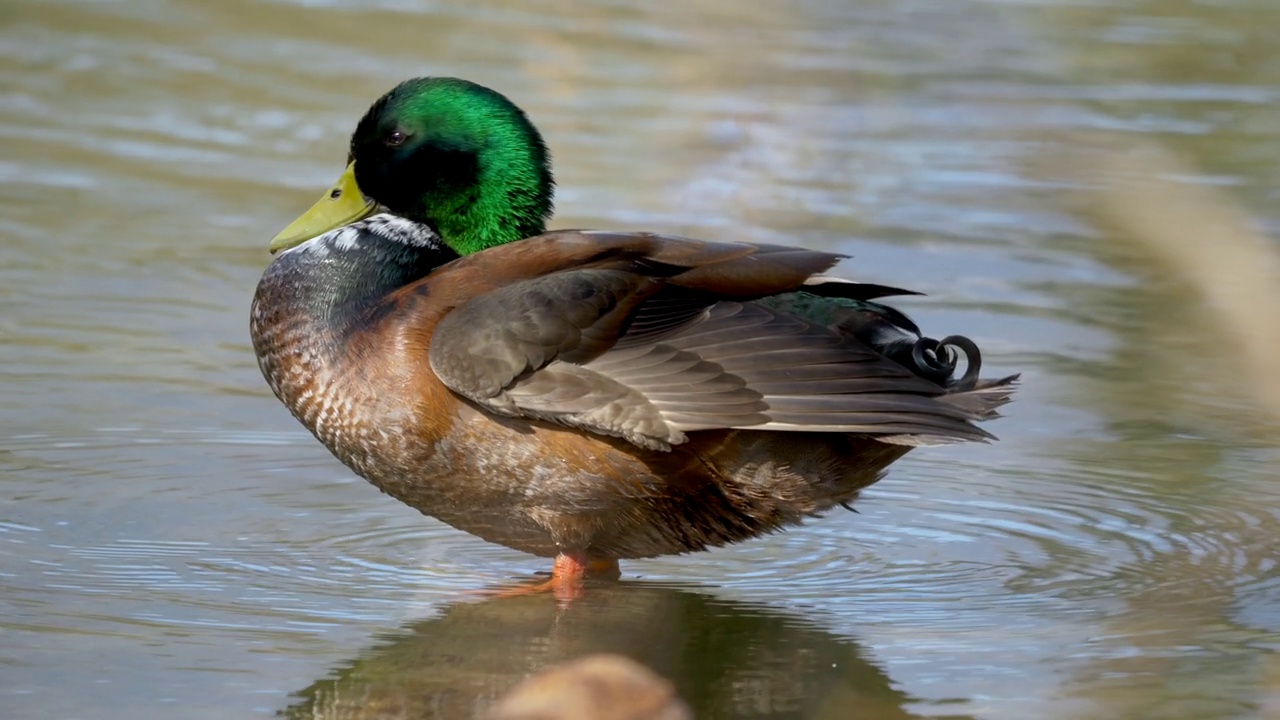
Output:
2,1,1278,718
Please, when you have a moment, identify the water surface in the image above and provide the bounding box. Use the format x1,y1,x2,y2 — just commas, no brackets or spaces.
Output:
3,1,1279,718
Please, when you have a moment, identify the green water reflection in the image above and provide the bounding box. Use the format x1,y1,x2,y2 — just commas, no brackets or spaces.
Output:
284,583,938,720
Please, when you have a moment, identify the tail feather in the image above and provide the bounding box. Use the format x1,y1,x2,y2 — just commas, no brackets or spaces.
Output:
938,373,1020,420
821,294,1018,442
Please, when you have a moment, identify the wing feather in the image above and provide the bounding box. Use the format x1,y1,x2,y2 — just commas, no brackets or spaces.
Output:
427,233,1010,450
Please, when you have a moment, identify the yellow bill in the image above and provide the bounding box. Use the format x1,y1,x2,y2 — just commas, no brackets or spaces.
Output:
270,162,377,253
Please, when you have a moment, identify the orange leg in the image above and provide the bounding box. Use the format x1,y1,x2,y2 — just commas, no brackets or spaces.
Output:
553,551,621,582
487,552,621,603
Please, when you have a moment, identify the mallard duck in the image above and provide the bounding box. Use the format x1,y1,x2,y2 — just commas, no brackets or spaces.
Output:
251,77,1017,595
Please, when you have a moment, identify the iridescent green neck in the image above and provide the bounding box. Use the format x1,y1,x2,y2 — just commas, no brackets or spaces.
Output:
427,140,552,255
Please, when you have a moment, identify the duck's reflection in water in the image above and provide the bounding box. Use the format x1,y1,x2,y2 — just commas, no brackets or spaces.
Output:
282,581,959,720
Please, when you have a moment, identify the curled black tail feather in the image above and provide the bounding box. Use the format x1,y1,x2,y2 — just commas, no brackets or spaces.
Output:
837,305,986,389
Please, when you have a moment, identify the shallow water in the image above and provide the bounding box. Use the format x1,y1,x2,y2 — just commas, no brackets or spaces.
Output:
3,0,1279,718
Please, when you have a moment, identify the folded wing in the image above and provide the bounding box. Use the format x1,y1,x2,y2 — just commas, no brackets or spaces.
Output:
427,231,1011,450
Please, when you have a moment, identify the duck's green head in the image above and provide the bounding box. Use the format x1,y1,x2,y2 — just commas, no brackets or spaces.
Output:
271,77,553,255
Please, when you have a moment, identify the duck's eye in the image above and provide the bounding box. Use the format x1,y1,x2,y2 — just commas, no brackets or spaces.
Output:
385,130,408,147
